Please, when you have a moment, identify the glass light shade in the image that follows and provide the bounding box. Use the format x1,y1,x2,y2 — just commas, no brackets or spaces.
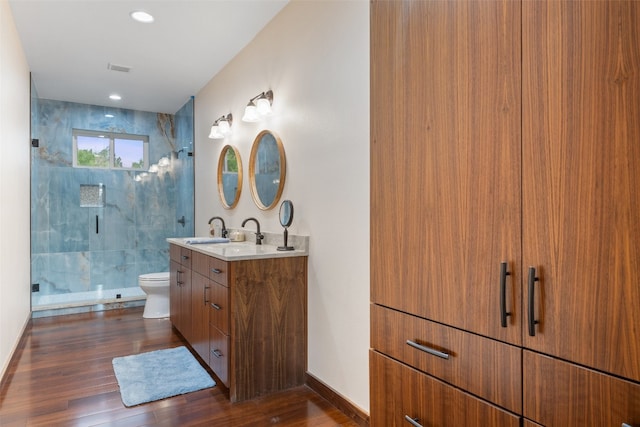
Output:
256,97,272,115
242,104,260,122
218,119,231,135
208,124,223,139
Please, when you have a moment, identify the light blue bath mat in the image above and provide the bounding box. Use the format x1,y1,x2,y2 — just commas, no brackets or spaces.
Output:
112,346,215,407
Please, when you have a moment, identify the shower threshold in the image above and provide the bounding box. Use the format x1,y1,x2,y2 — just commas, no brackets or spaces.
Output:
32,287,146,318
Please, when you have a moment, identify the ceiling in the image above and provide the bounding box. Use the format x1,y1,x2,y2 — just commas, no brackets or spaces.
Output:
9,0,289,114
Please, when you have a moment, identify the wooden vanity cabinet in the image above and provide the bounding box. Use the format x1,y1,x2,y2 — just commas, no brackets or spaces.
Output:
169,243,307,403
169,245,192,341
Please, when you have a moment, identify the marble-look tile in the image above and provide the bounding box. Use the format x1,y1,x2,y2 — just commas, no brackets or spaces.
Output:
31,98,193,306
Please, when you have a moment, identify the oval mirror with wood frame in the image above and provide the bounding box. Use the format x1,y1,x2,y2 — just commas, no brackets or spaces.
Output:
249,130,286,210
217,145,243,209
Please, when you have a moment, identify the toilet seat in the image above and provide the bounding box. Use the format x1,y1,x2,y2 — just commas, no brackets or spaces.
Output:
139,272,169,282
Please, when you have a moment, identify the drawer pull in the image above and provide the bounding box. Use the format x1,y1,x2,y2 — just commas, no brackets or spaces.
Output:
211,268,223,274
622,424,632,427
212,349,223,358
500,261,511,327
211,303,222,310
181,255,189,261
406,339,450,360
528,266,540,336
404,415,423,427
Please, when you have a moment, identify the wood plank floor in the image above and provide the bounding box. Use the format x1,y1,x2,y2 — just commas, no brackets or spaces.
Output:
0,307,360,427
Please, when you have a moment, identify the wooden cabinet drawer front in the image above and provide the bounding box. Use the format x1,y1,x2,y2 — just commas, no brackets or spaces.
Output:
371,304,522,413
170,245,192,267
208,256,228,286
170,244,182,262
370,351,520,427
209,282,229,334
209,326,230,388
192,251,210,277
524,350,640,427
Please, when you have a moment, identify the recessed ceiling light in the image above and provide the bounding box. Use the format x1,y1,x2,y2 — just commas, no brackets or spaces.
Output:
109,94,122,101
130,10,154,23
105,114,115,118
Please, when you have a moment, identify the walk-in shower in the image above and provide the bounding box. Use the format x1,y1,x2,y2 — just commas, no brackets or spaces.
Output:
30,96,194,317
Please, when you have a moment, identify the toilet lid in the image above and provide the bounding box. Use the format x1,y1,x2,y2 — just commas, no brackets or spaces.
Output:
139,272,170,281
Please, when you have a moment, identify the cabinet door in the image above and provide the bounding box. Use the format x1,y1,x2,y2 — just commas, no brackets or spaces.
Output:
370,351,520,427
370,0,522,344
178,268,192,341
522,0,640,382
170,259,181,328
523,351,640,427
191,272,210,364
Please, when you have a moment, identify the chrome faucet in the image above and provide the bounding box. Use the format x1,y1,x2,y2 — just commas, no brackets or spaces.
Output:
241,217,264,245
208,216,228,238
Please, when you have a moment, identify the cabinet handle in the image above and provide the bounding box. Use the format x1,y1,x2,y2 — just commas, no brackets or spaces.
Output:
95,215,99,234
528,266,540,336
211,303,221,310
212,349,223,358
204,286,210,305
622,424,632,427
500,262,511,327
406,339,450,360
404,415,423,427
211,268,222,274
181,255,189,261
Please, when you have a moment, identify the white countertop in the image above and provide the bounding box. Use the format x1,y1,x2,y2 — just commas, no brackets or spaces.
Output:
167,235,309,261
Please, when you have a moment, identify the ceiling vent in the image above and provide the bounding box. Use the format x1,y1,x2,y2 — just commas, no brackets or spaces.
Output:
107,63,132,73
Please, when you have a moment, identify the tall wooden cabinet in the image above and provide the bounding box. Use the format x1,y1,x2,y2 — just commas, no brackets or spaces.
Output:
370,1,640,426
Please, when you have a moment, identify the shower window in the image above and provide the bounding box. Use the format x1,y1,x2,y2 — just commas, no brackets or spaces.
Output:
73,129,149,170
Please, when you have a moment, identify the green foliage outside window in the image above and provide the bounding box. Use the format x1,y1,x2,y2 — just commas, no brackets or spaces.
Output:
77,148,109,167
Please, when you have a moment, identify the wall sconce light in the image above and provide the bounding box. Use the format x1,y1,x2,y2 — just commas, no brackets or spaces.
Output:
242,90,273,122
208,113,233,139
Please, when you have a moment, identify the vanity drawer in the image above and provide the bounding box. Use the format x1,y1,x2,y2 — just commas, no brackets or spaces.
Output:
209,326,230,387
170,244,192,268
371,303,522,413
370,351,520,427
209,256,229,286
209,281,229,334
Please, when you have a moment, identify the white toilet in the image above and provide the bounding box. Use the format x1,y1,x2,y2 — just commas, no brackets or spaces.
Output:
139,272,170,318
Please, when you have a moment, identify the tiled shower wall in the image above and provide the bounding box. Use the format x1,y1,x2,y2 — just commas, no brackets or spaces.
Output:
31,98,194,306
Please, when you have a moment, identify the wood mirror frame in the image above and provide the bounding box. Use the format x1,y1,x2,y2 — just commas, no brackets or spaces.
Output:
248,130,286,210
217,145,243,209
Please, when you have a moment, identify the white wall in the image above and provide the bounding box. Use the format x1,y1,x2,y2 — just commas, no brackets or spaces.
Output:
0,0,32,379
195,0,370,412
